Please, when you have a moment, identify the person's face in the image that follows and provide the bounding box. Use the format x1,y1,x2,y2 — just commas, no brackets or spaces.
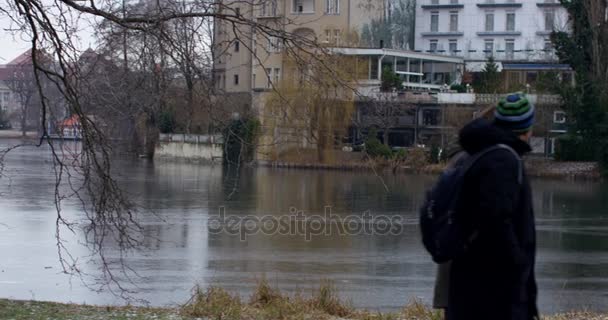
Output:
518,130,533,142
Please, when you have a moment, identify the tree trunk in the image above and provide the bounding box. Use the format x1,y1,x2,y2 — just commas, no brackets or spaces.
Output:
20,107,27,137
383,129,389,146
144,114,157,159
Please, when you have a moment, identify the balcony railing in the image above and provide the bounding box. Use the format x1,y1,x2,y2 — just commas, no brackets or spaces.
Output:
421,3,464,9
476,2,522,7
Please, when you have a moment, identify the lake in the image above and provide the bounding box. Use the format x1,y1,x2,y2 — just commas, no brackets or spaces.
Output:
0,140,606,314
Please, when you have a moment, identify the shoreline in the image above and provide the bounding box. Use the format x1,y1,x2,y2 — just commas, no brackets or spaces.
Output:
1,297,606,320
0,130,39,139
254,157,601,181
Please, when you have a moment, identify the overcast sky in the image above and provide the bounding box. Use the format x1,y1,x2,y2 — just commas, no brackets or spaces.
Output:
0,21,32,63
0,7,96,64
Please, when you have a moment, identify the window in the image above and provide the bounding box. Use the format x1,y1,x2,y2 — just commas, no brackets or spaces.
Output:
544,10,555,31
506,12,515,31
233,74,239,85
271,0,277,15
2,92,9,102
526,71,537,84
266,68,272,88
431,0,439,4
485,11,494,31
505,39,515,59
325,29,331,43
234,41,240,52
261,0,277,16
293,0,303,13
449,40,457,55
450,0,458,3
235,7,240,15
326,0,339,14
252,73,256,87
431,12,439,32
334,29,341,45
430,40,438,52
449,11,458,32
553,111,566,124
562,71,573,85
484,39,494,57
544,40,553,58
273,68,281,84
268,37,281,52
422,109,440,126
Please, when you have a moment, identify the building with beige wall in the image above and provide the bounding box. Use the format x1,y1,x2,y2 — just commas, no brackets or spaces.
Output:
212,0,388,95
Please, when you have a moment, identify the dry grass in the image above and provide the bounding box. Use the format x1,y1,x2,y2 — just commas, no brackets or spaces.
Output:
1,283,606,319
180,286,242,319
309,280,353,317
179,281,608,320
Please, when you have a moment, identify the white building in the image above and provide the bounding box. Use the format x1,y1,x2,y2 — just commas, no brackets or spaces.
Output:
414,0,569,65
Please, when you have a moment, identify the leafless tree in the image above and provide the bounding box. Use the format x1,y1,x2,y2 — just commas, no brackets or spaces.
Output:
4,54,40,136
362,92,402,146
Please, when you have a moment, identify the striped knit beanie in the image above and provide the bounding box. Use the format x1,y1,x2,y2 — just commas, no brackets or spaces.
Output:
494,93,535,133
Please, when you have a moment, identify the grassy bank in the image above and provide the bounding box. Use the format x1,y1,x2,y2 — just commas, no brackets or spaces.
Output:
259,158,601,180
1,281,606,320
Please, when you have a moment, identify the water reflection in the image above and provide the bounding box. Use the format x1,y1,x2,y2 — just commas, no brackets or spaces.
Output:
0,140,606,313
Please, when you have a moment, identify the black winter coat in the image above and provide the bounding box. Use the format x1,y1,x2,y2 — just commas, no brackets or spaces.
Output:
446,119,538,320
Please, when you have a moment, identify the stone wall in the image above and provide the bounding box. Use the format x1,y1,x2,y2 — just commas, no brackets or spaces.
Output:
155,133,223,162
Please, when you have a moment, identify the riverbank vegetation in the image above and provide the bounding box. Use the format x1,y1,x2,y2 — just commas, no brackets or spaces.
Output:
1,280,605,320
551,0,608,174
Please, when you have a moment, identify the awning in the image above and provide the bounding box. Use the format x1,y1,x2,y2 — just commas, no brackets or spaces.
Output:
501,63,571,70
465,61,503,72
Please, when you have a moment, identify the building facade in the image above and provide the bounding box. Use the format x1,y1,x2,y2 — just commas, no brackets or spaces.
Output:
212,0,393,94
414,0,569,63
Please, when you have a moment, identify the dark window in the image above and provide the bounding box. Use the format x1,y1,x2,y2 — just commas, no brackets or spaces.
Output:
422,109,440,126
526,71,537,84
234,41,240,52
561,71,573,85
235,7,240,15
234,74,239,85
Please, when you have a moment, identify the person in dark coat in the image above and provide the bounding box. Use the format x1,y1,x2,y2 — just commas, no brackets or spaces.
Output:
433,106,497,313
447,93,539,320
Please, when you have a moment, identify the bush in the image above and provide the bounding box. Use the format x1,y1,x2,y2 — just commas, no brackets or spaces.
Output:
0,110,11,130
404,147,430,168
554,135,596,161
365,128,392,158
158,110,175,134
381,67,403,92
429,145,441,164
393,148,407,160
224,117,261,164
450,84,466,93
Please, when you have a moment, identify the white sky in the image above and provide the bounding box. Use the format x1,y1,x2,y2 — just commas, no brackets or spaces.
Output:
0,2,97,64
0,23,32,63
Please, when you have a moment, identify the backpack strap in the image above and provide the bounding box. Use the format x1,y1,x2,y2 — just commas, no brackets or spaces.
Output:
461,144,523,184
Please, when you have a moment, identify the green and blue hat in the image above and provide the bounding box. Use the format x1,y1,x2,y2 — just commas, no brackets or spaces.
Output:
494,93,535,133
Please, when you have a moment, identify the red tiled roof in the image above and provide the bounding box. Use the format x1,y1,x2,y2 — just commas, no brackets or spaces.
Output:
0,67,13,81
7,49,33,66
60,115,81,127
